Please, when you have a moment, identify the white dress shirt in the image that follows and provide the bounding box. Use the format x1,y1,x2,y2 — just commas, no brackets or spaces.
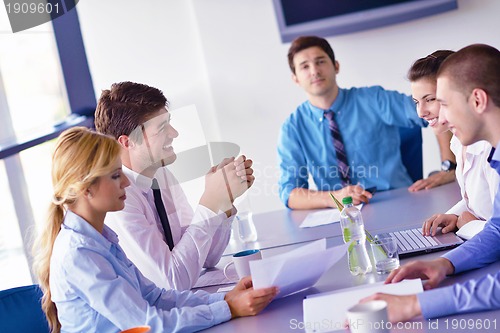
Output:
51,211,231,333
446,136,499,226
105,165,234,291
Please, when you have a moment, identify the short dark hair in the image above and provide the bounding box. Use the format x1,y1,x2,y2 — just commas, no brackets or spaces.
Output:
287,36,336,74
438,44,500,108
407,50,454,82
94,81,169,143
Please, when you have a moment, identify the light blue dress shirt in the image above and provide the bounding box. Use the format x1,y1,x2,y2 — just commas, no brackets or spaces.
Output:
50,211,231,333
277,86,423,207
418,143,500,318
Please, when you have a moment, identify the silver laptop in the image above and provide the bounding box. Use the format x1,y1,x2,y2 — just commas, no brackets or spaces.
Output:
377,227,464,258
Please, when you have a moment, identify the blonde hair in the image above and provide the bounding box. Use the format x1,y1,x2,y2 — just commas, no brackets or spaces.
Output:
32,127,121,333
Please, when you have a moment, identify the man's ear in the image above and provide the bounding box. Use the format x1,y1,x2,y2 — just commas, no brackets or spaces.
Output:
471,88,488,115
117,135,134,149
334,60,340,74
292,73,299,85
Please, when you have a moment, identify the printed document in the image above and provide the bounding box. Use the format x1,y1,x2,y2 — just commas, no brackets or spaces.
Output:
250,239,348,298
303,279,423,332
300,204,363,228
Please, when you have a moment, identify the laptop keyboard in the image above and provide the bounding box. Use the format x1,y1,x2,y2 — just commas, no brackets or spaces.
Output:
389,228,439,252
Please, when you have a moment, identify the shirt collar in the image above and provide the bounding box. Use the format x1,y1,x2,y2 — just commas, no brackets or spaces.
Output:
63,210,119,249
122,164,171,194
466,140,491,156
330,87,345,113
307,88,345,119
122,165,154,191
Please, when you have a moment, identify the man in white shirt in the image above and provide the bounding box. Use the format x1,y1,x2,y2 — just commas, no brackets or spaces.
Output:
362,43,500,322
406,50,499,238
423,137,498,238
94,81,253,290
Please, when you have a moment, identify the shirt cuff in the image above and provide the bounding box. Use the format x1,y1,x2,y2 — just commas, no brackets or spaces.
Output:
208,292,226,304
445,207,463,216
208,300,232,326
418,286,457,319
193,205,226,226
442,248,472,274
445,200,466,216
197,204,236,219
197,204,219,218
280,186,293,208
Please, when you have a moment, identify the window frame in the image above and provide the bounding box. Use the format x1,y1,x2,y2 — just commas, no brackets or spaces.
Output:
0,7,95,285
0,8,95,160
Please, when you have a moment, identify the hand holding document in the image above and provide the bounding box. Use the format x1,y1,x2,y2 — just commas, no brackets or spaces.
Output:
302,279,424,332
300,204,363,228
250,239,348,298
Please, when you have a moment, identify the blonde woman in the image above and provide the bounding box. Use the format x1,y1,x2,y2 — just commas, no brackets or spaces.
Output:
33,127,277,333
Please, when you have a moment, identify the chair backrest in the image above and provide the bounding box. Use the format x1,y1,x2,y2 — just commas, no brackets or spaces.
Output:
399,126,423,183
0,284,50,333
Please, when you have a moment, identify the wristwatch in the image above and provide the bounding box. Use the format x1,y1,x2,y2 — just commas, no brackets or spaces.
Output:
441,159,457,172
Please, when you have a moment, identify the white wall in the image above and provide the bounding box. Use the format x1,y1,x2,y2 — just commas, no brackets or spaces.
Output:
77,0,220,142
77,0,500,214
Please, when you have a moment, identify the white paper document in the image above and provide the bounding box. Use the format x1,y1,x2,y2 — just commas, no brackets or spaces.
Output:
303,279,424,332
299,204,363,228
249,239,348,298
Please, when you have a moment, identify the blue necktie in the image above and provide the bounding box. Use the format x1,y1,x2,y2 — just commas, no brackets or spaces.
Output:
152,178,175,251
324,111,350,185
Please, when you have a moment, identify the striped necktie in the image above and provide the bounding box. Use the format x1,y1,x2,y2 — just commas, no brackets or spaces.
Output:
151,178,175,251
324,111,350,185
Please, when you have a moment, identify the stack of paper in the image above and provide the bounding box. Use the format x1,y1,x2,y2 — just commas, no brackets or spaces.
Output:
249,239,348,298
302,279,424,332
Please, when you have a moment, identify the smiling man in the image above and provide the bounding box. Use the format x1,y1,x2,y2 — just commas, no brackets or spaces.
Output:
94,81,254,290
278,36,430,210
363,44,500,322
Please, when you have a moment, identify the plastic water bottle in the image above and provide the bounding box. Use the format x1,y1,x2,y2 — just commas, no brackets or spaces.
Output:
236,211,258,242
234,194,258,243
340,196,372,275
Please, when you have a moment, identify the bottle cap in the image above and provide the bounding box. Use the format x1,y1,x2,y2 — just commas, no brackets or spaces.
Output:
342,196,353,205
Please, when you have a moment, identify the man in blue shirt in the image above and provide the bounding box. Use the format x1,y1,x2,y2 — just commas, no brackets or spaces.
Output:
363,44,500,321
278,36,437,210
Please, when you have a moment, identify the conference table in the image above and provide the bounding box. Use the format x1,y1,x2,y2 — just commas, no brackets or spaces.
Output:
199,182,500,332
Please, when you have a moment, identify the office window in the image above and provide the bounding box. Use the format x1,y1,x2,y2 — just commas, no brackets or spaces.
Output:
0,33,67,137
0,8,95,291
0,18,67,290
0,160,32,289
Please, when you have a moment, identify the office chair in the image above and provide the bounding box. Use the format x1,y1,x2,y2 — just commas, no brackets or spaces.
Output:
399,126,423,183
0,284,49,333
